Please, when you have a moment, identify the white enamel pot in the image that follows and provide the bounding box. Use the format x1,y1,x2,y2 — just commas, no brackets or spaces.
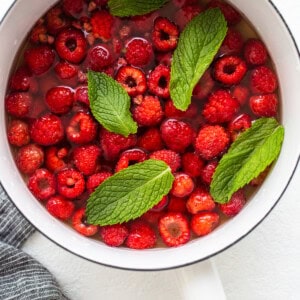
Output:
0,0,299,271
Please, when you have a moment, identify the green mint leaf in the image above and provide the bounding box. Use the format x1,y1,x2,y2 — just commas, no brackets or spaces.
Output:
88,71,137,137
86,159,174,226
170,8,227,111
108,0,169,17
210,118,284,204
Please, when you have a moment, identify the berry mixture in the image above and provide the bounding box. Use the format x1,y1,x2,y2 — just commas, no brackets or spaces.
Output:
5,0,279,249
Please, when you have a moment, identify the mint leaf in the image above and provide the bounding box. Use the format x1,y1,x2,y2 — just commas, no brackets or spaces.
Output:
170,8,227,111
108,0,168,17
88,71,137,137
210,118,284,204
86,159,174,226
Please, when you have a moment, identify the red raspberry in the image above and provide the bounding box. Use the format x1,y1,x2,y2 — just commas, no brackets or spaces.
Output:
57,168,85,199
190,212,219,236
46,7,69,35
28,168,56,201
164,99,198,119
30,114,64,146
30,23,47,44
16,144,44,175
91,10,114,41
249,94,278,117
10,67,37,93
175,5,202,31
72,208,98,236
172,0,198,8
156,52,173,67
159,212,190,247
148,65,170,98
150,150,181,173
5,93,32,118
86,171,112,194
171,173,194,198
250,66,278,94
152,17,179,52
74,86,90,107
140,211,163,225
66,112,98,145
45,86,74,114
200,160,218,185
150,196,169,212
100,224,129,247
7,120,30,147
45,146,69,173
55,28,87,64
213,55,247,85
125,220,156,249
46,195,75,220
132,95,163,126
116,66,147,97
208,0,241,25
167,196,187,213
244,38,268,66
195,125,230,160
73,144,101,175
115,148,147,172
24,45,55,75
193,70,215,100
62,0,83,16
220,28,243,55
232,85,249,106
125,38,153,67
54,61,78,79
130,12,159,33
228,113,252,141
161,119,195,153
182,152,204,177
219,189,246,217
203,89,240,124
87,44,114,71
137,127,163,152
186,188,215,214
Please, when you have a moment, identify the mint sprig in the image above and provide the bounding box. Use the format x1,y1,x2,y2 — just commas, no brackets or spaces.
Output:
210,118,284,204
108,0,169,17
88,71,137,137
86,159,174,226
170,8,227,111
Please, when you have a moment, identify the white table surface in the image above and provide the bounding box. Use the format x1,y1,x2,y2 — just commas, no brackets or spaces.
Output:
1,1,300,299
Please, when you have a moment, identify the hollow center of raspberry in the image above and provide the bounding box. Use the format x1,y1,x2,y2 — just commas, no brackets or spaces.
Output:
66,38,77,52
160,30,170,41
223,64,237,75
167,223,182,238
158,76,168,88
125,76,137,88
38,178,49,190
66,177,75,187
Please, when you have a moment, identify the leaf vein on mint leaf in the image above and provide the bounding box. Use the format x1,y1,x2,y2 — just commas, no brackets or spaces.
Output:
108,0,169,17
210,118,284,204
88,71,137,137
170,8,227,111
86,160,174,226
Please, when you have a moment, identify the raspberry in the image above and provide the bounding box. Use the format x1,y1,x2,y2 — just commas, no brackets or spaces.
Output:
161,119,195,153
249,94,278,117
171,173,194,198
100,128,137,161
131,12,159,34
115,148,147,172
232,85,249,106
66,112,98,145
172,0,198,8
10,67,36,92
167,196,187,213
46,7,69,35
164,99,198,119
195,125,230,160
73,144,101,175
24,45,55,75
156,52,173,67
86,171,112,194
175,5,202,31
30,22,48,44
152,17,179,52
190,212,219,236
228,113,252,141
244,38,268,66
28,168,56,201
91,10,114,41
45,146,69,173
30,114,64,146
116,66,147,97
148,65,170,98
150,150,181,173
203,89,240,124
7,120,30,147
74,86,90,107
62,0,83,16
16,144,44,175
140,211,163,225
150,195,169,212
220,28,243,55
45,86,74,114
87,44,114,71
125,220,156,249
100,224,129,247
55,28,87,64
219,189,246,217
137,127,163,152
72,208,98,236
250,66,278,94
193,70,215,101
132,95,163,127
46,195,75,220
5,93,32,118
186,188,215,214
200,160,218,185
57,168,85,199
54,61,78,80
182,152,204,177
125,38,153,67
159,212,190,247
213,55,247,85
208,0,241,25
